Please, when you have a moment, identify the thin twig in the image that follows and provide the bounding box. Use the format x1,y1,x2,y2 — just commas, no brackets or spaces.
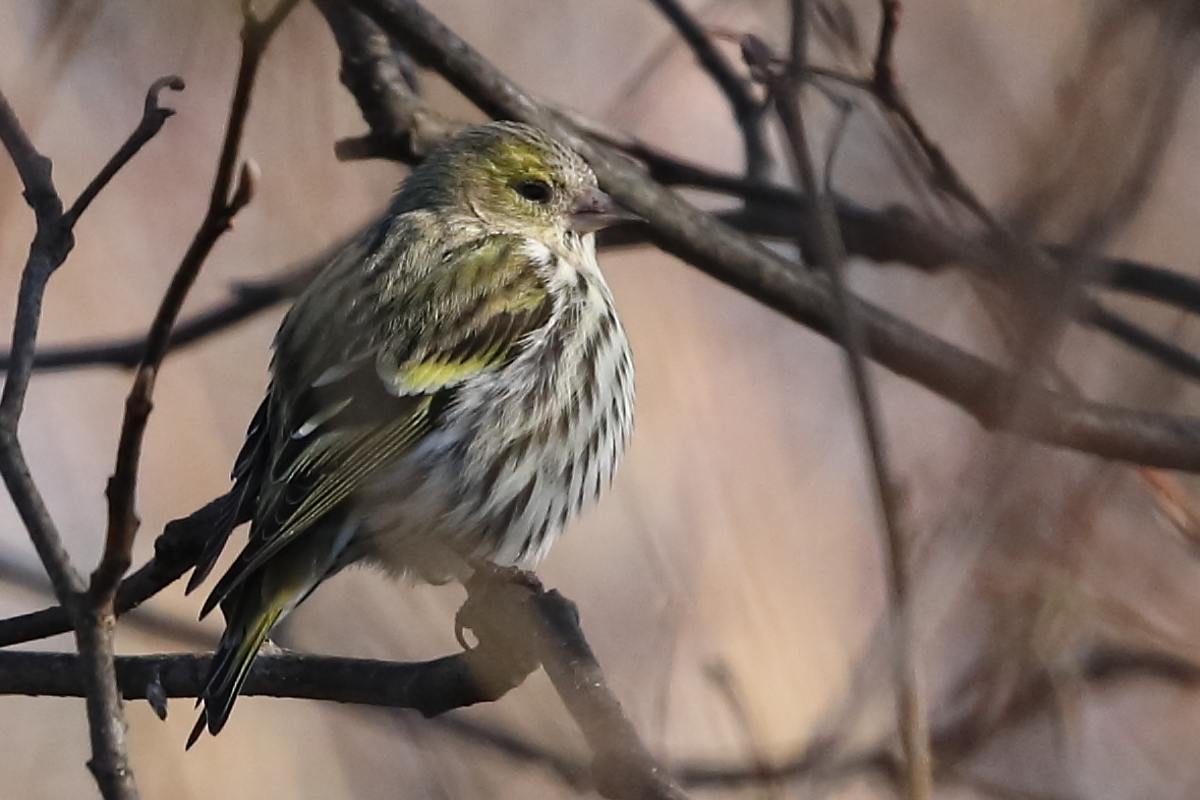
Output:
93,0,297,605
63,76,185,227
0,494,242,648
0,548,213,647
868,0,998,229
645,0,770,181
871,0,900,103
0,249,323,372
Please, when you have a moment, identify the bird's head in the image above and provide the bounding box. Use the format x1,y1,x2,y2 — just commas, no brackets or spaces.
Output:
396,121,638,243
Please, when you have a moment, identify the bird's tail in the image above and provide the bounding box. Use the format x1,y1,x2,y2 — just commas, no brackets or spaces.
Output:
187,515,358,747
187,583,285,748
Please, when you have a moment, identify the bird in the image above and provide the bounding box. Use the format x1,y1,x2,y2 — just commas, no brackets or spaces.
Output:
185,121,636,745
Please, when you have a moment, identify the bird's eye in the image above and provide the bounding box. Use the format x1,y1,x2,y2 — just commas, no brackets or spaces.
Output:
514,179,553,204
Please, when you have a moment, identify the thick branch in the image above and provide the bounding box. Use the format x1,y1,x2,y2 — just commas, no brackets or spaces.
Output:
316,0,461,162
0,650,521,713
530,589,688,800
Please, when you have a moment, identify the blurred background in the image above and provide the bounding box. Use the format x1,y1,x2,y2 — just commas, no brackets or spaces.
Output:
3,0,1200,798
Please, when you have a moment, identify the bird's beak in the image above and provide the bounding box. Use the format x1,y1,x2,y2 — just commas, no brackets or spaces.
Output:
569,187,643,233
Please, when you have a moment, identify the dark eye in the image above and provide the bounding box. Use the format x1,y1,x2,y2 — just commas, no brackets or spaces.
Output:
514,179,553,203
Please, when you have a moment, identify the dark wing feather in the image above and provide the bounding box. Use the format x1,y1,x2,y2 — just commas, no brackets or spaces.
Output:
186,397,271,594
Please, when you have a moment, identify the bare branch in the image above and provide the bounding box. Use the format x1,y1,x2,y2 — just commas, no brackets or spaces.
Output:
316,0,462,162
645,0,770,180
63,76,184,227
0,649,523,713
456,565,689,800
0,89,82,606
0,548,213,648
93,0,295,606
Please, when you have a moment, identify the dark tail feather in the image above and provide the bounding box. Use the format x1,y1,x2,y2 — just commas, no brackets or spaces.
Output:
188,586,282,747
187,397,270,595
185,494,246,596
186,710,209,749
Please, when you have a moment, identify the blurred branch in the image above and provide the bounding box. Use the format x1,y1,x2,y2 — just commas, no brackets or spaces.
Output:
0,272,297,371
703,661,781,797
423,714,592,789
672,642,1200,791
868,0,997,229
744,10,930,799
870,0,899,97
644,0,770,181
358,639,1200,797
1084,301,1200,382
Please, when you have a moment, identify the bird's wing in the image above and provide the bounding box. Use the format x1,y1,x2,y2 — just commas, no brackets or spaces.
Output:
185,397,272,593
198,233,555,617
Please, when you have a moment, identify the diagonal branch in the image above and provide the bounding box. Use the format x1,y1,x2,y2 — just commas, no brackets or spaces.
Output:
316,0,462,162
63,76,184,227
93,1,296,606
9,137,1200,386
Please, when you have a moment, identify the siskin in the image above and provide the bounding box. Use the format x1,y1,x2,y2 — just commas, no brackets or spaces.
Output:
186,121,636,744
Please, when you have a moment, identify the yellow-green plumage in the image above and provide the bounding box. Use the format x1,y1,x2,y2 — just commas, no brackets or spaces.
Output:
186,122,635,745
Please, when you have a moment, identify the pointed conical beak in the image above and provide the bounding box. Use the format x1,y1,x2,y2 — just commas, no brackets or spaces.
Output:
569,187,643,233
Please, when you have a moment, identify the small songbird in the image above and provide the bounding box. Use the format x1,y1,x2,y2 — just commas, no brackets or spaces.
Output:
186,121,636,744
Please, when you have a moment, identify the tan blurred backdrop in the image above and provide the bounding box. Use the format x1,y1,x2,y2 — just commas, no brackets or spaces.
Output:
3,1,1200,798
